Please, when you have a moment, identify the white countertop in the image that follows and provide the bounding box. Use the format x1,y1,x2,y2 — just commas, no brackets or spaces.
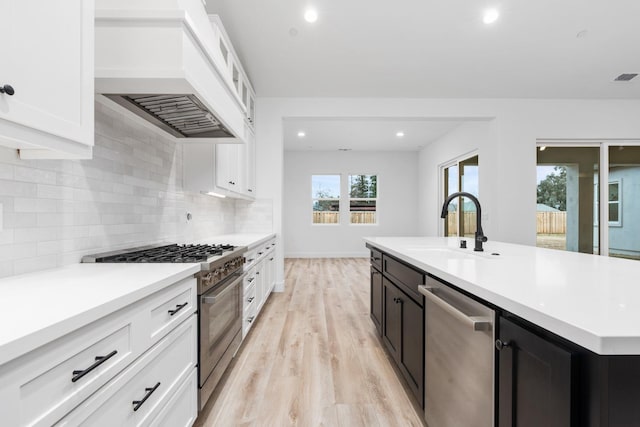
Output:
0,263,200,366
364,236,640,355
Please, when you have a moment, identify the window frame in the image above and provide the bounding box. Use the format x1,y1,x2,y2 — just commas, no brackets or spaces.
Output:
311,174,341,226
348,174,378,226
608,179,622,227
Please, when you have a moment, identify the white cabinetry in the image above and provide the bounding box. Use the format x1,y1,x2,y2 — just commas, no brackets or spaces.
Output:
242,238,276,337
183,140,254,200
0,0,94,159
215,143,244,193
0,277,197,426
209,15,256,131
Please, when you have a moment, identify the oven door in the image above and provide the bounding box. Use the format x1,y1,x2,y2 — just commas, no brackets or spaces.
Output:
199,271,243,387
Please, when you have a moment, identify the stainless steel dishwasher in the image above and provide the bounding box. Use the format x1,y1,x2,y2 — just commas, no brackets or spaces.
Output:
419,277,495,427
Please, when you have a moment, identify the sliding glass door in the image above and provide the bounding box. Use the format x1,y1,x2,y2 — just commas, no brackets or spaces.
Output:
537,141,640,260
444,155,479,238
607,145,640,260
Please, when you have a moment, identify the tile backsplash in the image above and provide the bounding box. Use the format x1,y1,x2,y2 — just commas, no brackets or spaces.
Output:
0,100,269,278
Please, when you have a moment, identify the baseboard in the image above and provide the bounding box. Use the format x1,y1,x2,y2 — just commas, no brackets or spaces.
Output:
284,252,369,258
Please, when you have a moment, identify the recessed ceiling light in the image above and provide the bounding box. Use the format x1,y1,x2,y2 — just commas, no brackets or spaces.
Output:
396,131,405,137
297,131,306,137
304,8,318,23
483,8,499,24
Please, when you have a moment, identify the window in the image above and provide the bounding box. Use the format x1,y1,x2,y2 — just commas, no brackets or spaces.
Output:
349,174,377,224
312,175,340,224
608,181,621,226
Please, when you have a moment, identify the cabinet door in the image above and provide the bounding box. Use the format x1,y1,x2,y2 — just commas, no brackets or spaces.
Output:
382,277,401,361
399,292,423,405
0,0,93,157
370,267,383,335
498,317,573,427
215,144,234,191
245,128,256,196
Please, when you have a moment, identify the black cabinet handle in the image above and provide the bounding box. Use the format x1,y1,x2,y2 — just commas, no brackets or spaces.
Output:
269,257,274,261
247,296,255,303
256,271,260,275
248,189,253,192
132,382,161,412
248,316,255,324
72,350,118,383
393,297,403,304
258,252,263,255
0,84,14,96
495,339,511,351
168,302,188,316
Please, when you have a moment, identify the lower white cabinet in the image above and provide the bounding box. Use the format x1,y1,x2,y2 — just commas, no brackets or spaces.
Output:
57,315,197,426
242,238,276,337
0,277,198,426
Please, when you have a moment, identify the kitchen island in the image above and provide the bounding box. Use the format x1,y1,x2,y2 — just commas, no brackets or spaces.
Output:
365,236,640,427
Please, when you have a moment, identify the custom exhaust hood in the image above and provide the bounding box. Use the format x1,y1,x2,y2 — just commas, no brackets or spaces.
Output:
104,94,233,139
95,1,247,142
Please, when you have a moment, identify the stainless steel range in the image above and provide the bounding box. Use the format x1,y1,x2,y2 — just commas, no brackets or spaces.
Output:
82,243,247,410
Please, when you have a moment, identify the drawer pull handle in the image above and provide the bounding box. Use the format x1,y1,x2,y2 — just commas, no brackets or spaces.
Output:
258,251,263,255
0,84,15,96
495,339,511,351
168,302,188,316
269,257,274,261
393,297,403,304
72,350,118,383
247,258,255,263
248,277,255,282
247,297,255,303
132,382,161,412
248,316,255,324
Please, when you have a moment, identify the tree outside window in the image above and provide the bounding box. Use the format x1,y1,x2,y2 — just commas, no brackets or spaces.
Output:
349,174,377,224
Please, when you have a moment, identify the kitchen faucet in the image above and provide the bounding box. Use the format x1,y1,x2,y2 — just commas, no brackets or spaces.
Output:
440,192,488,252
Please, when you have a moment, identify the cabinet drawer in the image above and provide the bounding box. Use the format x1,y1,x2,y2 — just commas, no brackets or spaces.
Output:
243,302,257,338
244,267,257,292
57,315,197,426
383,255,424,303
147,277,196,343
0,309,138,426
370,248,382,270
149,369,197,427
243,283,256,313
244,250,258,271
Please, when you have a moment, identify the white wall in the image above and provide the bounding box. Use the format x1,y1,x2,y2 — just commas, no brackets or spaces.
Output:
255,97,640,290
283,151,419,257
0,100,238,278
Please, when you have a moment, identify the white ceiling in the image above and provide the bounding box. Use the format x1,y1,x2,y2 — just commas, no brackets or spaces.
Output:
283,118,466,151
206,0,640,99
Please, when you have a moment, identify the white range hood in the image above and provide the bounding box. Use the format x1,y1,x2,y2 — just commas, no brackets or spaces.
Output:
95,0,247,143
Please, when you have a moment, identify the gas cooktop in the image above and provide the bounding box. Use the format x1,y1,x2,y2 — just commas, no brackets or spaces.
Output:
81,243,241,264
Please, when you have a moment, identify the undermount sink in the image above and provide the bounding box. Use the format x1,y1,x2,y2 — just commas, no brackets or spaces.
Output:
403,246,500,260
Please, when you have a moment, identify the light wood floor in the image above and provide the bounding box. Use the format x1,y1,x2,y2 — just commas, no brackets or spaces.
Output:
194,258,425,427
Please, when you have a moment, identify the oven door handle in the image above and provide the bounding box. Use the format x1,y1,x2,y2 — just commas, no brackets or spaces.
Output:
201,274,243,305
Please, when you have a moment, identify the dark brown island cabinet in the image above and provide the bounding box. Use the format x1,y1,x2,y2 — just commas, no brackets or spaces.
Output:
367,243,640,427
369,245,424,408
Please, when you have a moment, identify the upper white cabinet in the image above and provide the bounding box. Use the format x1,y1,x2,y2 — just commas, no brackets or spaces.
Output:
183,136,254,200
209,15,256,130
0,0,94,159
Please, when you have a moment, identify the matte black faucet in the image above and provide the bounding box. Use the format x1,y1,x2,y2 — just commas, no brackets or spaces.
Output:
441,192,488,252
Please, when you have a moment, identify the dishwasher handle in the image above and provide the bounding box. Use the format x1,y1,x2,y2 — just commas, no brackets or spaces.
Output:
419,285,492,331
